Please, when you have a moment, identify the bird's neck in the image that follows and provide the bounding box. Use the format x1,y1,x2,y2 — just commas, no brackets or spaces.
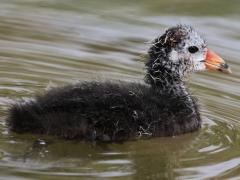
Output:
149,77,187,96
145,69,183,88
145,58,192,106
145,57,185,90
145,36,190,92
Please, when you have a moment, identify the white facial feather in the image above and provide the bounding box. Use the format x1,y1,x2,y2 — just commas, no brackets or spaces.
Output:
191,52,207,71
168,26,207,73
169,49,179,62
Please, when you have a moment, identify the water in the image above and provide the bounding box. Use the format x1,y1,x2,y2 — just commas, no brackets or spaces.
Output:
0,0,240,179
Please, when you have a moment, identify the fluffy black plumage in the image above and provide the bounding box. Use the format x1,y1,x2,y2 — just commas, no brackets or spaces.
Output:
7,82,201,141
7,25,205,141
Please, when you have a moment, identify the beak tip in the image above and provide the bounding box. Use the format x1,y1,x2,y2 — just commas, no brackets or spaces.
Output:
218,67,232,74
226,68,232,74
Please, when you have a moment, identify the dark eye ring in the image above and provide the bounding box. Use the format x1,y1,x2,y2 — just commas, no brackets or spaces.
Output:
188,46,199,53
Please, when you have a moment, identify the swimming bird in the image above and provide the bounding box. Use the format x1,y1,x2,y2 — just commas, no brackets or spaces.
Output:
7,25,231,141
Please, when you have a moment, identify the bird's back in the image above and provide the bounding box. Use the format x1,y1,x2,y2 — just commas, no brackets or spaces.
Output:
7,81,201,141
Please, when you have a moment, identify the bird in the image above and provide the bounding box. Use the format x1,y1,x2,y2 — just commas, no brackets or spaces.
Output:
7,25,231,142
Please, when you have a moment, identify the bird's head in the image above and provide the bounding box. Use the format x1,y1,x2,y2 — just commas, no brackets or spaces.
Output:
146,25,231,86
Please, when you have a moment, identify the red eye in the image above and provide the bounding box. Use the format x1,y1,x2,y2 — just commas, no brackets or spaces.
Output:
188,46,199,53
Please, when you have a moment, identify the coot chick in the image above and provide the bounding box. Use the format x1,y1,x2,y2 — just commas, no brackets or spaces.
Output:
7,25,231,141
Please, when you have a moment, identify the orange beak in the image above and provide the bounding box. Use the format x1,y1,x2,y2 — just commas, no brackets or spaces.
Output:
205,49,232,74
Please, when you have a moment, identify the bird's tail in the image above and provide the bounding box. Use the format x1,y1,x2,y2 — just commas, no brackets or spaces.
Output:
7,102,43,133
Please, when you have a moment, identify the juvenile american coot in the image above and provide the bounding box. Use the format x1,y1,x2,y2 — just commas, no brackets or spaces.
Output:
7,25,231,141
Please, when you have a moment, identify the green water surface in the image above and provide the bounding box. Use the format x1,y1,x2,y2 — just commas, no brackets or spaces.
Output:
0,0,240,179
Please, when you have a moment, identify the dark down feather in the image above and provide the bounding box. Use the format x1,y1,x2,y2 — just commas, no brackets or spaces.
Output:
7,82,201,141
